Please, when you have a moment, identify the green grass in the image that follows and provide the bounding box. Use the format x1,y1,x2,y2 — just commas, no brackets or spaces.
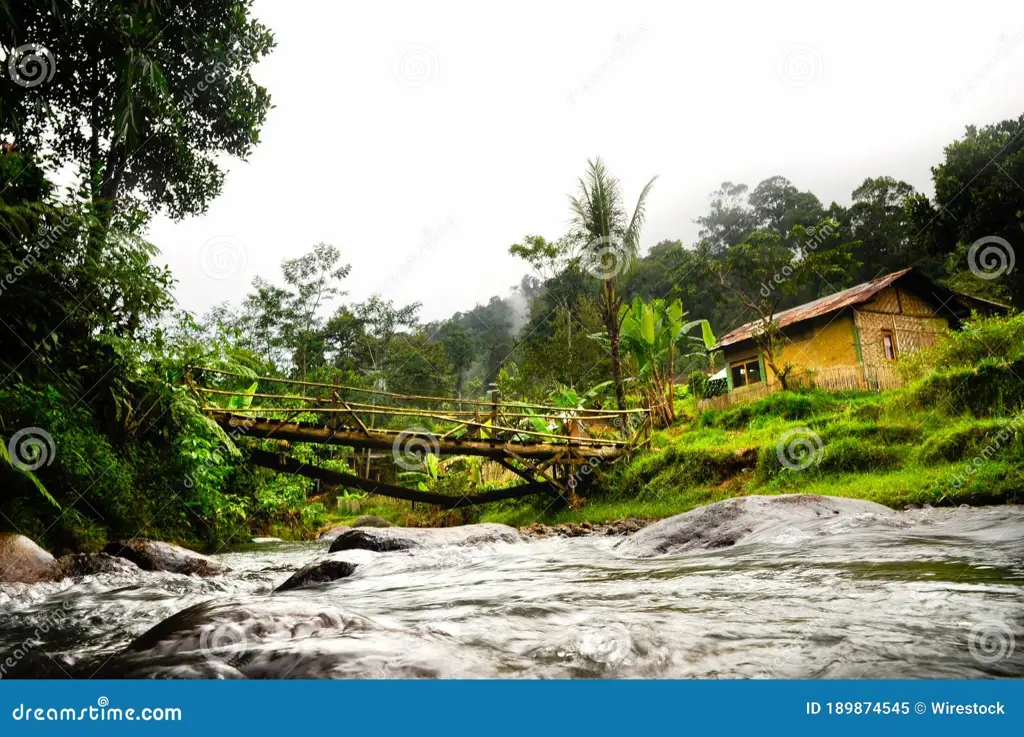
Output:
476,377,1024,528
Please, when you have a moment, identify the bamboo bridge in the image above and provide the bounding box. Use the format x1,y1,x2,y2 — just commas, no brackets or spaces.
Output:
186,367,652,509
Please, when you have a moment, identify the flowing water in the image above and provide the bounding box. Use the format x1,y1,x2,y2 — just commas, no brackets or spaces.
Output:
1,506,1022,678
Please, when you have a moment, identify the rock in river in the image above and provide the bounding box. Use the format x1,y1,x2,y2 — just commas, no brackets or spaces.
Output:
103,538,230,577
275,555,358,592
0,533,60,583
616,494,895,557
318,525,352,542
329,523,521,553
352,515,393,528
100,599,379,678
56,552,140,578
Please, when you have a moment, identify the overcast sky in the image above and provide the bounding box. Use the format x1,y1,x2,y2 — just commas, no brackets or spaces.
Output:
149,0,1024,323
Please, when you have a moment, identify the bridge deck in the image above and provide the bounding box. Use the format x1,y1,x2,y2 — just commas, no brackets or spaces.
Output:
187,367,651,507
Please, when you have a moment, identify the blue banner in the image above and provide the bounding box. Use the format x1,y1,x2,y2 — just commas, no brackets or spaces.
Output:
0,680,1021,735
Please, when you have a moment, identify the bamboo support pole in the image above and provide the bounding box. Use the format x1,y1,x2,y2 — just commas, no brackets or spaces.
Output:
211,412,626,459
204,408,634,447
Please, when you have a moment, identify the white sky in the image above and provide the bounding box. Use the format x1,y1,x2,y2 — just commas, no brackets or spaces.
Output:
149,0,1024,323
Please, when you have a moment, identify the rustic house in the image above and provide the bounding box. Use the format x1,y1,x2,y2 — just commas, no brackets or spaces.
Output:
711,268,1006,401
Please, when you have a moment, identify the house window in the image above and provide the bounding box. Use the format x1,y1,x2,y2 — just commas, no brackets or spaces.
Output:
882,330,897,361
730,358,762,388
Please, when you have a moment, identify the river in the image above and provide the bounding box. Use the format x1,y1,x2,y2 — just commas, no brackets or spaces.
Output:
1,505,1022,678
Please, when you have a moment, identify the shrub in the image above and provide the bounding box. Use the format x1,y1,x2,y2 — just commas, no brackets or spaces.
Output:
899,312,1024,380
911,357,1024,417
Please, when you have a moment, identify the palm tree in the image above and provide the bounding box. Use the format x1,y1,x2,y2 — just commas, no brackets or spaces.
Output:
569,157,657,409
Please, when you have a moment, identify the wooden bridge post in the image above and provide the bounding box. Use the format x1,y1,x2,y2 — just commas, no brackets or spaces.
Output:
490,389,499,435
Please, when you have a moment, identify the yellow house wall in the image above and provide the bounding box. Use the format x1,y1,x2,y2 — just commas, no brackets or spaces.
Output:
775,313,859,369
723,313,858,386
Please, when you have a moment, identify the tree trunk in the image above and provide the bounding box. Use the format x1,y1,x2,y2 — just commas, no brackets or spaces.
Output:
601,280,627,411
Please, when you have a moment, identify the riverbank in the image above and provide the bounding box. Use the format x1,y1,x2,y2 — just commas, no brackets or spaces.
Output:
318,371,1024,533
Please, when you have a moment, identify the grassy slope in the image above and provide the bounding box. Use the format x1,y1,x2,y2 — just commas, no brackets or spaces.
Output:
320,320,1024,530
478,377,1024,527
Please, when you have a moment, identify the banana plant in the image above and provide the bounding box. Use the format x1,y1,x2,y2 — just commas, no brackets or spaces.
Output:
619,297,715,426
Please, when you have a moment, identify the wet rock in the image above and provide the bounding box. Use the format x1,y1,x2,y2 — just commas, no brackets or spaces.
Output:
0,533,59,583
99,599,377,678
521,518,648,539
56,552,139,578
275,556,358,592
102,539,230,577
353,515,393,528
251,537,283,544
616,494,894,557
318,525,352,542
329,523,521,553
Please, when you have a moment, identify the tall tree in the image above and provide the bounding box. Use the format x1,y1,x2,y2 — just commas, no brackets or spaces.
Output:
569,157,657,409
281,243,350,381
918,115,1024,306
1,0,275,241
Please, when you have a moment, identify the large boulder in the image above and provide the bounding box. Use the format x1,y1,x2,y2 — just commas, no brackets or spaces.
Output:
318,525,352,542
616,494,895,557
99,599,380,678
56,552,140,578
275,556,358,592
0,533,60,583
329,523,521,553
352,515,393,528
103,539,230,577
